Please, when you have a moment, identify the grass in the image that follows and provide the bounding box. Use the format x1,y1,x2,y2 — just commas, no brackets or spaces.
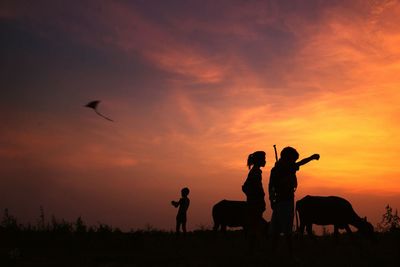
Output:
1,208,399,266
1,228,399,267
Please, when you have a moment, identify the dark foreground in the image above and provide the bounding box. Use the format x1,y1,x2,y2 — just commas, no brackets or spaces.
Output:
1,230,399,267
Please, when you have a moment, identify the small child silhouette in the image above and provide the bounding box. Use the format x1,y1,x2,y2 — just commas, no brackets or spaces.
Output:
171,187,190,235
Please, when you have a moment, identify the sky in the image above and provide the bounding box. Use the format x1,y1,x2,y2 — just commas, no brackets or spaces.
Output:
1,0,400,231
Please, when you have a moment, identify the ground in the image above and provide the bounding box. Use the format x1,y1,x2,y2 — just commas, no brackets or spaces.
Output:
1,230,399,267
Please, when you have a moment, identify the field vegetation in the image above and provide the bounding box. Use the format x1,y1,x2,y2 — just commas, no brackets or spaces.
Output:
1,206,399,267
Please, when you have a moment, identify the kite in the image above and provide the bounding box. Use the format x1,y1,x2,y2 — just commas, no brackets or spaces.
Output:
84,100,114,122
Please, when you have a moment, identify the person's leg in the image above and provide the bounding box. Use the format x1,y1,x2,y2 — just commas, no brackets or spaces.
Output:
182,219,187,234
281,201,294,257
286,233,293,256
288,200,294,255
271,233,279,254
269,207,280,253
176,220,181,234
247,206,257,252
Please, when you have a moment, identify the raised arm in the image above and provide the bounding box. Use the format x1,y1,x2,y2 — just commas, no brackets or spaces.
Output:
296,154,320,167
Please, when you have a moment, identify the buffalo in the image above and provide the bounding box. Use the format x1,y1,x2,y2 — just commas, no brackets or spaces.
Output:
295,195,374,238
212,200,269,233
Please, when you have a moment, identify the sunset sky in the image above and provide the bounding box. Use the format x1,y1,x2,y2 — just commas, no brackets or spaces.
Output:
1,0,400,231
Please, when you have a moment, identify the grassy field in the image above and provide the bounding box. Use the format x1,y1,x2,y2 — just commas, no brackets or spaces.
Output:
1,228,399,267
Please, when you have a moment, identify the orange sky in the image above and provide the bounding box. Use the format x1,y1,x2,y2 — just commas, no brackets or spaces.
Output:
1,0,400,231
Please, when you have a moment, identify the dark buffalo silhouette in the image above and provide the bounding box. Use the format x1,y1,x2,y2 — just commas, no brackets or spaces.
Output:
296,195,374,238
212,200,269,233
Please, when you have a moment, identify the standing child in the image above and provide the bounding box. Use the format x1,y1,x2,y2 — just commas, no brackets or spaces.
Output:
171,187,190,235
242,151,267,220
242,151,267,245
268,147,319,256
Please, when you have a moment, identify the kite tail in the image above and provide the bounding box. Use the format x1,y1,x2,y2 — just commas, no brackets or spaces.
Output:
95,110,114,122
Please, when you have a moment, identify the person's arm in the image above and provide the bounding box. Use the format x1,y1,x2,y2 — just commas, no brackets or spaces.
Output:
296,154,320,167
268,169,277,209
171,200,179,208
268,177,274,200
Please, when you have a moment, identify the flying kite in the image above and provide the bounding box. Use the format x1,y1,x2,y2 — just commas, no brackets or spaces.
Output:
84,100,114,122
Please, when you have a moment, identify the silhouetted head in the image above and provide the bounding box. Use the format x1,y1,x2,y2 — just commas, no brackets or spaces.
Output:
247,151,266,169
181,187,190,197
280,147,299,163
358,217,376,240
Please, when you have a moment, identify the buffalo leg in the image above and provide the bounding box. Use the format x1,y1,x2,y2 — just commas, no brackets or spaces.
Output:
306,224,314,237
334,225,339,236
213,222,220,232
298,222,305,235
344,224,352,235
